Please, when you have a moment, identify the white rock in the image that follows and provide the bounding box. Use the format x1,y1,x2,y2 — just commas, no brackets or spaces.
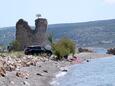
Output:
10,81,15,84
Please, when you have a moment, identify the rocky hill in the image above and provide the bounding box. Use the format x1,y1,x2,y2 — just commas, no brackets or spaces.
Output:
0,19,115,48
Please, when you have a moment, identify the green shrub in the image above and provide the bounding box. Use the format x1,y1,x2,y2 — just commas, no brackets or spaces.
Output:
59,37,76,54
9,40,21,51
52,37,76,60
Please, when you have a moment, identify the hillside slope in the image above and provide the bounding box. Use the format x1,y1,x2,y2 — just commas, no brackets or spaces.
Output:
0,19,115,48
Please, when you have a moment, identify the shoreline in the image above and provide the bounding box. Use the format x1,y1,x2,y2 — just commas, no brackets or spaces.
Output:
0,57,72,86
53,56,115,86
0,52,113,86
50,65,71,86
49,52,114,86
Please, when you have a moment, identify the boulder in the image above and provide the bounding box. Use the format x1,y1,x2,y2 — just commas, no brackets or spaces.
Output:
78,47,92,53
0,60,6,77
16,71,30,78
0,67,6,77
107,48,115,55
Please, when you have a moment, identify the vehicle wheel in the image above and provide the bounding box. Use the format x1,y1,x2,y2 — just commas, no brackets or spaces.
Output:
24,52,28,55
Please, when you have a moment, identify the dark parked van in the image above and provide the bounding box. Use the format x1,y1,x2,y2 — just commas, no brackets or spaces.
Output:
24,45,52,56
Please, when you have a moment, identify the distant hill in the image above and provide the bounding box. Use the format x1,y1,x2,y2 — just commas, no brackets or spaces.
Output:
0,19,115,48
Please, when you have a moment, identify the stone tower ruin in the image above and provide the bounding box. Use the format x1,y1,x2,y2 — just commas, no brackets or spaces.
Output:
16,18,47,50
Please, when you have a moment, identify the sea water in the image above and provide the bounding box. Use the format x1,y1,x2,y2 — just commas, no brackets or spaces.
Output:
53,56,115,86
92,48,107,54
51,48,114,86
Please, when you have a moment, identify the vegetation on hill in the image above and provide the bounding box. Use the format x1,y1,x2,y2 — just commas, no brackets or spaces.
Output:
0,19,115,48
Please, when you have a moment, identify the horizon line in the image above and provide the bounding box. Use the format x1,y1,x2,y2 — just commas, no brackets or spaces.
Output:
0,18,115,28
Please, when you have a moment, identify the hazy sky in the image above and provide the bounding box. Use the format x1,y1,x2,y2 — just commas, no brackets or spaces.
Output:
0,0,115,27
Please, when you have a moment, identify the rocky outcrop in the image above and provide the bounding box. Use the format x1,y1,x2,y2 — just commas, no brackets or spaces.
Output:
16,18,47,50
78,47,93,53
107,48,115,55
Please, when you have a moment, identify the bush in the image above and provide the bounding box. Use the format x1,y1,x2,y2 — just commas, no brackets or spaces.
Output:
52,37,76,60
0,45,5,53
8,40,21,51
48,33,53,45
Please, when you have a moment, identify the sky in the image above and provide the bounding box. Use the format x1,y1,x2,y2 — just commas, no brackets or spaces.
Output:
0,0,115,27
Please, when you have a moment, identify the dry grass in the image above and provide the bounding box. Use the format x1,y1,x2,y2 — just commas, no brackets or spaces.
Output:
0,51,25,58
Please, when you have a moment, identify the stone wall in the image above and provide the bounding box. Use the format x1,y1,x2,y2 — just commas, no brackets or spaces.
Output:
16,18,47,50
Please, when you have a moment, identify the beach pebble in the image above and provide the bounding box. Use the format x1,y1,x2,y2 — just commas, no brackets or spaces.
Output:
60,67,68,71
16,71,30,78
36,73,43,76
43,70,48,73
39,65,41,67
62,69,68,72
23,81,30,86
10,81,15,84
86,60,90,62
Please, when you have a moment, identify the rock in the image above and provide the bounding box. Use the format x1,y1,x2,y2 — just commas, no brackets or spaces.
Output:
43,70,48,73
0,55,40,76
0,60,6,77
4,63,16,72
38,65,41,67
36,73,43,76
107,48,115,55
0,67,6,77
23,81,30,86
60,67,68,72
10,81,15,85
78,47,92,53
16,71,30,78
86,60,90,62
62,69,68,72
